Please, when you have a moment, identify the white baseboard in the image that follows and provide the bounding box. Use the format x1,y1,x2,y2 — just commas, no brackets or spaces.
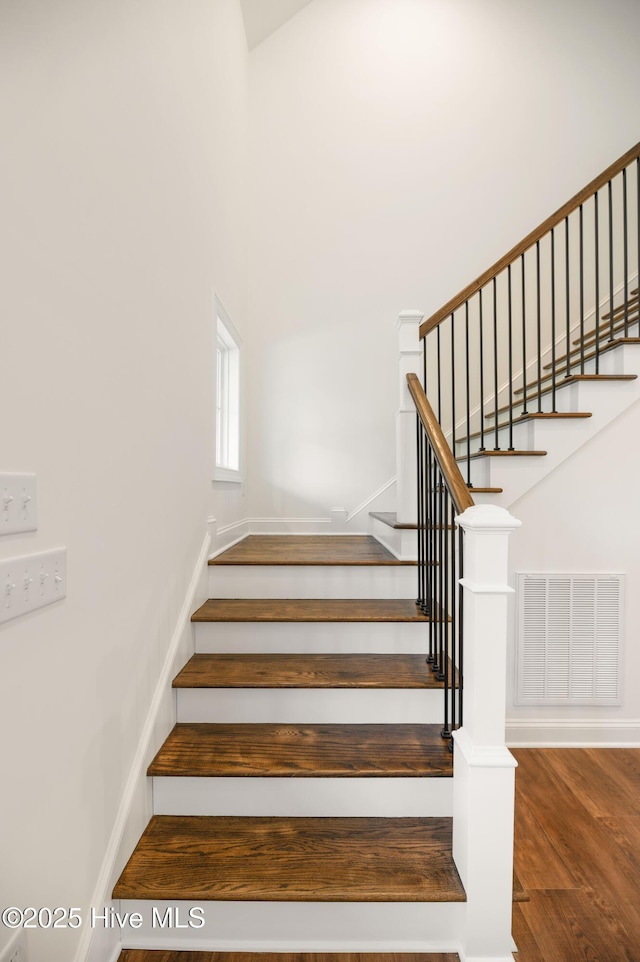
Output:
78,532,211,962
206,478,398,551
506,718,640,747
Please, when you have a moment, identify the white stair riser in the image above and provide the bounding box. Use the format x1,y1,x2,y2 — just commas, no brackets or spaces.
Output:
195,621,429,654
208,565,417,599
152,775,453,818
370,521,417,561
117,900,465,950
455,365,640,506
176,688,445,723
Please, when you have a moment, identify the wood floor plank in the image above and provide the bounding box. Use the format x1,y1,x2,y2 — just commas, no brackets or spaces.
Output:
514,889,638,962
112,816,466,902
543,748,640,818
512,903,545,962
514,794,578,891
512,749,640,937
173,653,443,689
148,723,453,778
191,598,433,623
118,953,460,962
210,536,415,566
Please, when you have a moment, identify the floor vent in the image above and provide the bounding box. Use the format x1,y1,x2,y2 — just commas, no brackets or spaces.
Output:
516,573,624,706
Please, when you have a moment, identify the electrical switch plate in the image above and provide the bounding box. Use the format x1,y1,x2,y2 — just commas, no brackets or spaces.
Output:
0,474,37,535
0,548,66,626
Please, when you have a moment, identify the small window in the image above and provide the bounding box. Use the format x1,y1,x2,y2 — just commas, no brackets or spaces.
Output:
214,299,241,482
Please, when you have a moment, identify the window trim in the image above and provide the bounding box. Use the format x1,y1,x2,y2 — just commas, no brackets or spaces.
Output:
213,297,243,483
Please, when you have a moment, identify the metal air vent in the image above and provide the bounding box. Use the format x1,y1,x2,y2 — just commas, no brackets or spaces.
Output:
516,573,623,706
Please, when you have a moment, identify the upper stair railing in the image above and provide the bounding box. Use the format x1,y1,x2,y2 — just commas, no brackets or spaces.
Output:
407,372,473,749
420,140,640,485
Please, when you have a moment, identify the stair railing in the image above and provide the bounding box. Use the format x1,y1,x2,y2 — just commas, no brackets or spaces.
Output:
407,372,473,749
421,140,640,486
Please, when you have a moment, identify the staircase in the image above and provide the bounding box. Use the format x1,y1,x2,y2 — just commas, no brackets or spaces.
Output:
109,142,640,962
113,536,478,958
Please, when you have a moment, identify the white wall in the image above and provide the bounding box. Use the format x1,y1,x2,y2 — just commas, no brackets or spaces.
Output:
506,398,640,744
0,2,248,960
247,0,640,521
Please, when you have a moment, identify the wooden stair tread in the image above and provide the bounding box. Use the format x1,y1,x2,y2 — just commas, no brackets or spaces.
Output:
118,951,461,961
547,332,640,370
174,653,446,689
369,511,417,530
148,723,453,778
455,412,592,446
486,374,637,418
210,536,414,566
192,598,432,623
112,815,467,902
457,449,547,462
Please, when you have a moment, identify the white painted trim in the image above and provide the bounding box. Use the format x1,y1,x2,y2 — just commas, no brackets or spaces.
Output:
105,943,123,962
506,719,640,747
77,532,210,962
453,728,517,768
346,476,396,523
122,939,463,953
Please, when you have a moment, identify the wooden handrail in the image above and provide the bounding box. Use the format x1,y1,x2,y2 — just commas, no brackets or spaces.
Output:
420,139,640,340
407,373,474,514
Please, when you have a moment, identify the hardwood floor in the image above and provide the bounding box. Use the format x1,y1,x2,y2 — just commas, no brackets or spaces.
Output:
173,653,444,689
148,723,453,778
209,535,415,566
119,953,460,961
512,748,640,962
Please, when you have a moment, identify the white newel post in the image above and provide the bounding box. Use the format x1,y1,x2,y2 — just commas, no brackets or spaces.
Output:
453,504,522,962
396,310,424,525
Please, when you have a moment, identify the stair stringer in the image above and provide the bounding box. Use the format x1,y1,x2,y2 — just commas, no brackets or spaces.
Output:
466,344,640,508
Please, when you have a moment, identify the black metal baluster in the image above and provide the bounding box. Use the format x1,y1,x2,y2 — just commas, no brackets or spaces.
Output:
436,327,442,423
521,254,527,414
457,525,464,729
416,418,424,612
436,466,444,676
440,493,450,729
450,313,456,457
608,179,614,340
493,277,499,449
580,204,585,373
426,444,435,664
448,511,457,747
595,191,601,372
565,216,571,377
551,228,557,411
479,288,485,452
537,240,542,411
507,264,514,448
623,167,629,336
465,301,471,485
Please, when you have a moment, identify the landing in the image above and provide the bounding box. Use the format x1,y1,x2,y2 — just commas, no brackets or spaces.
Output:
210,535,414,566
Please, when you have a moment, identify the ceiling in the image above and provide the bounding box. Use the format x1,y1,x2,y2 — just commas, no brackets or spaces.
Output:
240,0,314,50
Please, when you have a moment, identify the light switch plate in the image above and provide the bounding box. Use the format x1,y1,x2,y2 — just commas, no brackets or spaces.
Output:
0,474,37,535
0,548,66,626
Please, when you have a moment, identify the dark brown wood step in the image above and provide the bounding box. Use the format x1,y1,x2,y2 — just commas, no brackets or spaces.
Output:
210,536,414,566
118,952,461,962
486,374,637,419
600,288,638,320
112,815,466,902
148,723,453,778
455,411,592,447
192,598,432,623
369,511,417,530
174,653,445,689
456,449,547,462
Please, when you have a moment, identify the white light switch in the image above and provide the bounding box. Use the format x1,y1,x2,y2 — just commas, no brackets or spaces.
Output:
0,548,66,625
0,474,37,535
